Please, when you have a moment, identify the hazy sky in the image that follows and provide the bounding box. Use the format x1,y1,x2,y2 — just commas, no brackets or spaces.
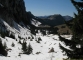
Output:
24,0,77,17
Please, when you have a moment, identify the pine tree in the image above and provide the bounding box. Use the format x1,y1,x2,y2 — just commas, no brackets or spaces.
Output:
59,0,83,59
22,41,27,53
26,43,33,55
22,41,33,55
0,39,7,56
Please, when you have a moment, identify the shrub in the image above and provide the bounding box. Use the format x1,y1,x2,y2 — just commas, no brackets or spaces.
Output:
38,37,42,41
36,37,42,43
10,34,15,39
11,42,15,47
28,37,30,39
18,40,22,44
31,35,34,39
48,47,55,53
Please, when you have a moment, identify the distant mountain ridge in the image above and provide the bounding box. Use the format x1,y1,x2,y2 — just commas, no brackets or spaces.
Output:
63,15,73,21
37,14,73,21
36,14,73,27
35,14,73,27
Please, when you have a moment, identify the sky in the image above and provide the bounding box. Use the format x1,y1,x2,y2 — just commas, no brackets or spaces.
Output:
24,0,77,17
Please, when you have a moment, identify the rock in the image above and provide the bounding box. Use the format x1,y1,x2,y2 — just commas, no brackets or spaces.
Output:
0,0,28,26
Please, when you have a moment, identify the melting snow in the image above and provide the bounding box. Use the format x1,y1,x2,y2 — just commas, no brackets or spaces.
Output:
0,19,72,60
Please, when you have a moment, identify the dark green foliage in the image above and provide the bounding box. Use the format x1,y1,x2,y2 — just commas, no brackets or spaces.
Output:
38,37,42,41
59,44,74,58
11,42,15,47
28,37,30,39
48,47,55,53
22,41,33,55
36,52,41,54
10,34,15,39
0,30,5,38
22,41,27,52
5,30,9,37
59,35,77,46
3,42,7,49
26,43,33,55
31,36,34,39
18,40,22,44
59,0,83,59
36,40,40,43
64,19,73,30
30,38,33,41
42,30,46,35
18,35,21,39
0,39,7,56
36,37,42,43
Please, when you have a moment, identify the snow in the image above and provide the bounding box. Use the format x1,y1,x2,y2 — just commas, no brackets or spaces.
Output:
31,19,41,27
0,19,72,60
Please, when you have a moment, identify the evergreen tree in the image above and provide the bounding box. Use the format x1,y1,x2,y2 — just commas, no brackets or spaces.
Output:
22,41,33,55
0,39,7,56
26,43,33,55
22,41,27,53
11,42,15,47
59,0,83,59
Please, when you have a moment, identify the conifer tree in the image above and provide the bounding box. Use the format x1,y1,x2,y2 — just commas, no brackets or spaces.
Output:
27,43,33,55
59,0,83,59
22,41,27,53
0,39,7,56
22,41,33,55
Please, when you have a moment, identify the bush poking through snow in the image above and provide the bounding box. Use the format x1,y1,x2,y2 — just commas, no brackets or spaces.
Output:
36,52,41,54
48,47,55,53
0,38,7,56
28,37,30,39
18,40,22,44
48,47,55,60
11,42,15,47
22,41,33,55
18,35,21,39
38,37,42,41
36,37,42,43
36,40,40,43
32,36,34,39
31,35,34,39
10,34,15,39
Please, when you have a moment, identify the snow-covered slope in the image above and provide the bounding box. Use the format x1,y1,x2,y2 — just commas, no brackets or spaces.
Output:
0,19,72,60
31,19,41,27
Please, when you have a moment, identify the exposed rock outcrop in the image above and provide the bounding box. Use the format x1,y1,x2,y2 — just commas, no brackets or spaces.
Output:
0,0,28,26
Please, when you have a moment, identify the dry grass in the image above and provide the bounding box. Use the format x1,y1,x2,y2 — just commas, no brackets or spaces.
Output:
55,24,72,35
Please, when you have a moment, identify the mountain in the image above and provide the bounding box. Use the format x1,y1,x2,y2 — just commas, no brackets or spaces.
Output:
0,0,71,60
0,18,71,60
37,14,65,27
38,15,73,21
63,15,73,21
0,0,31,27
37,16,49,19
